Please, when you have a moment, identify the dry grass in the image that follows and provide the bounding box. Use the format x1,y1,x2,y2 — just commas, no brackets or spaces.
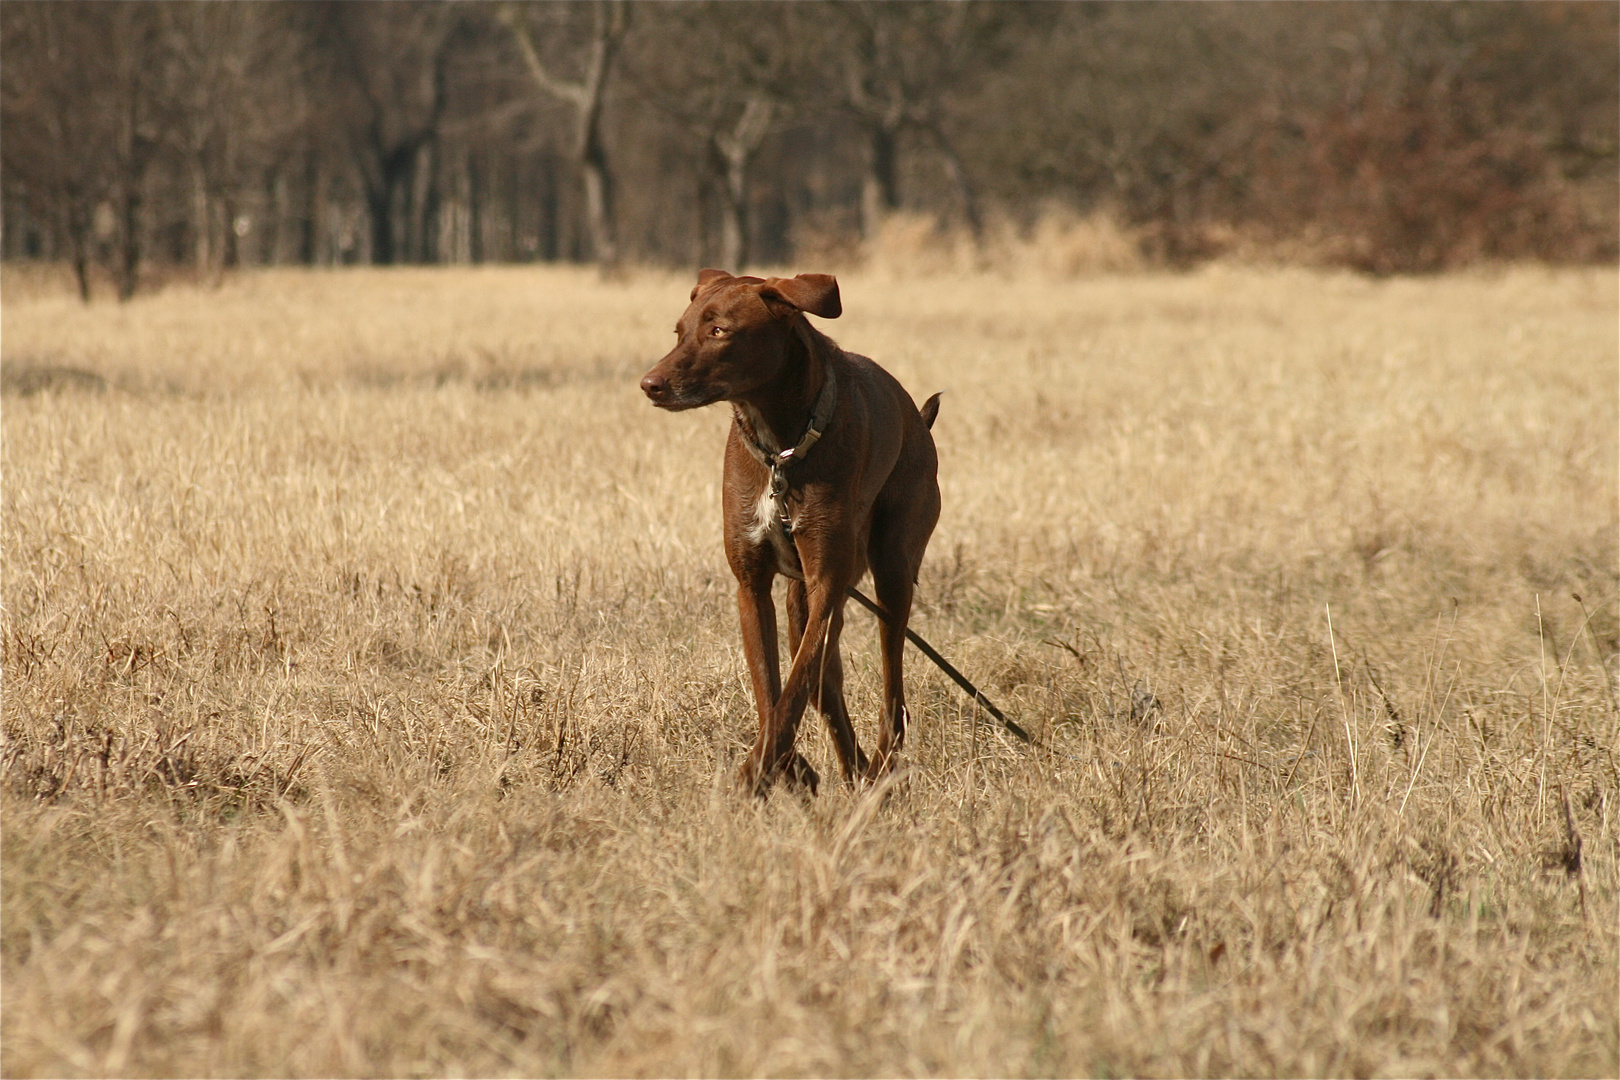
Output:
2,261,1616,1078
847,209,1150,278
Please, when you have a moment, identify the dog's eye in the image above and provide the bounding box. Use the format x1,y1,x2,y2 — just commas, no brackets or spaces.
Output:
709,325,728,338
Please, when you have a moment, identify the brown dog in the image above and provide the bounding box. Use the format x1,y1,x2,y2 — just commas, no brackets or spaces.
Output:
640,269,941,795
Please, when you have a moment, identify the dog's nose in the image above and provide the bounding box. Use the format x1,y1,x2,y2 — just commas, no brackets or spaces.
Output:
640,372,668,401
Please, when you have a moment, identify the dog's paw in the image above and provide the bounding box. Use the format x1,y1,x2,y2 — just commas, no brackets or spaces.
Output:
736,751,820,798
736,757,769,800
864,747,899,782
782,752,820,796
847,747,872,786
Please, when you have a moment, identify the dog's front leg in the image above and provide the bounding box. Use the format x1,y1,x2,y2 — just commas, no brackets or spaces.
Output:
787,581,868,784
735,576,785,790
749,570,858,795
737,577,781,718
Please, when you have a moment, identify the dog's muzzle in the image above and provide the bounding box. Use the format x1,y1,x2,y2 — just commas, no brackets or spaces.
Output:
640,371,721,410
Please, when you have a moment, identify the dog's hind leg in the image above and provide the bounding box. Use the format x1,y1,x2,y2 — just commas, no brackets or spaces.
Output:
866,557,915,777
866,476,938,777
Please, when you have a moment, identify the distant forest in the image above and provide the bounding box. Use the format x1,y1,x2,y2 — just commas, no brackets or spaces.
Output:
3,1,1615,298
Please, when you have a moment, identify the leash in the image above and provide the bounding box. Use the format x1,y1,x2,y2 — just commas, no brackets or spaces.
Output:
845,587,1032,744
735,363,1031,746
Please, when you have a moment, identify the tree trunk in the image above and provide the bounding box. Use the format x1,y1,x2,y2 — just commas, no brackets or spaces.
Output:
366,145,417,266
65,198,91,304
115,183,141,301
861,123,900,240
580,135,617,267
712,97,773,271
367,186,394,266
221,194,239,269
503,1,628,270
539,154,559,261
717,168,746,272
269,169,291,265
504,156,521,261
301,158,322,265
411,138,438,263
931,126,982,238
467,149,483,264
191,160,212,274
712,133,749,270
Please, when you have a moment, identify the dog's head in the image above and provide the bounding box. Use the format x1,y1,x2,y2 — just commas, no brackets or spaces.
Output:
639,269,841,410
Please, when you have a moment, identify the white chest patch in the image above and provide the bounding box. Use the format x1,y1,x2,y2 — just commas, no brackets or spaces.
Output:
748,479,802,578
750,484,780,543
734,403,802,577
737,403,785,544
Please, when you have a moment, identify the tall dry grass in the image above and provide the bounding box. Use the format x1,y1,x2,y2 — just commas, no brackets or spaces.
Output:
2,261,1616,1077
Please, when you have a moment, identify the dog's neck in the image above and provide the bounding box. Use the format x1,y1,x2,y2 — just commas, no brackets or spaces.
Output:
733,321,829,454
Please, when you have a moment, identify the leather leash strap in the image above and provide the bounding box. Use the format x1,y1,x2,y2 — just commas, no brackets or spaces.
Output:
846,587,1033,745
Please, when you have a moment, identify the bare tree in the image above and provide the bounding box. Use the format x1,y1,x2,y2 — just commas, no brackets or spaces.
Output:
1272,2,1620,271
625,3,804,269
831,1,1013,239
709,97,775,269
102,4,167,299
0,3,168,300
499,1,629,268
2,4,103,299
314,2,462,265
2,0,1612,278
965,4,1263,259
160,3,307,279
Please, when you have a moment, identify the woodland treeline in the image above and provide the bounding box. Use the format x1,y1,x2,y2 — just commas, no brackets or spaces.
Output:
2,1,1615,299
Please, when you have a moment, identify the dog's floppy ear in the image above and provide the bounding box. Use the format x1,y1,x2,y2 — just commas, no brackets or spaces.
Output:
692,268,734,300
759,273,841,319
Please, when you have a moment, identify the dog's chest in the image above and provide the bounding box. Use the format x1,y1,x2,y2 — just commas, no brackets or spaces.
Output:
751,485,804,580
733,405,801,579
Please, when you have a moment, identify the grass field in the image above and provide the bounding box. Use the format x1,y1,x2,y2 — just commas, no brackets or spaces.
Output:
2,260,1616,1077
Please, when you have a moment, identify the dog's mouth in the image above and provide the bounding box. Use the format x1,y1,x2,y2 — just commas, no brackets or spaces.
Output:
647,384,726,411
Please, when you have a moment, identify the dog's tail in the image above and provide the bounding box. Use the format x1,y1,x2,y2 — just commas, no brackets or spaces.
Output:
919,391,942,429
